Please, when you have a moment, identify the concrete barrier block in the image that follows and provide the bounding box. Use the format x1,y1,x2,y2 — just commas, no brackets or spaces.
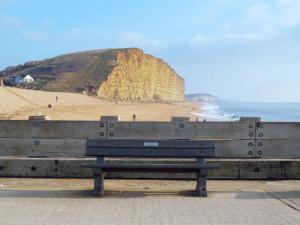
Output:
237,159,300,179
0,158,299,179
215,140,255,158
100,116,120,121
28,115,49,120
256,122,300,140
239,117,261,122
0,138,86,157
171,117,190,122
0,121,106,139
106,121,195,140
194,122,256,140
255,140,300,158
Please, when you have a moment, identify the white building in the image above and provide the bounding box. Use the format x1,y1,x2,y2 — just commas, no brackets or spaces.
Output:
15,74,34,85
24,74,34,83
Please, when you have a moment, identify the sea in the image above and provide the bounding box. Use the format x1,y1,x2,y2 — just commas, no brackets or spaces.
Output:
192,101,300,122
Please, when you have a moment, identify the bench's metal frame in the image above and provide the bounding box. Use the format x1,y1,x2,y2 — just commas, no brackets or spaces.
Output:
83,139,218,197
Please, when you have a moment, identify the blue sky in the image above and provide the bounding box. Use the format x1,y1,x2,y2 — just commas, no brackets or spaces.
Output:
1,0,300,102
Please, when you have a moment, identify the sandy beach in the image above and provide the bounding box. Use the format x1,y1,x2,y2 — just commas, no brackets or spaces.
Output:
0,87,200,121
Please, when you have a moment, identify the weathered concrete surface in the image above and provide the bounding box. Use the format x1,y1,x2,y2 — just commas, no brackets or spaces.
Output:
0,138,86,157
0,120,106,139
0,138,258,158
2,138,300,158
0,179,299,225
0,158,299,179
106,121,255,140
256,122,300,140
0,120,255,140
256,140,300,158
1,120,300,159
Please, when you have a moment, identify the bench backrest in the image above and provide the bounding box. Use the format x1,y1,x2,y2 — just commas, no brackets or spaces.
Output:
86,139,215,158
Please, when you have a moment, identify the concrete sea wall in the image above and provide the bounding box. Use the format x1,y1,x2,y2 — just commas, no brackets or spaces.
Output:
0,116,299,179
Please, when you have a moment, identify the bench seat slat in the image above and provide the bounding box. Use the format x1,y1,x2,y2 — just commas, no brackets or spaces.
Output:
87,139,215,149
82,163,219,170
86,147,215,158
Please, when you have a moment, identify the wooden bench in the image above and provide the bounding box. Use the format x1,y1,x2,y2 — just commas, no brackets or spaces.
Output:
82,139,218,197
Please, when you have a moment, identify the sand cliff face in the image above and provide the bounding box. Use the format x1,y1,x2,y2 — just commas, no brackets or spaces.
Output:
1,48,185,102
98,49,185,102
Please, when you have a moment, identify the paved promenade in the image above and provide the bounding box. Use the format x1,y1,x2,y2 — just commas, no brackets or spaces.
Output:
0,179,299,225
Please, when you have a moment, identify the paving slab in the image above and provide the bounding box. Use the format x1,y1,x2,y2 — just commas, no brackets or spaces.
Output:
0,179,299,225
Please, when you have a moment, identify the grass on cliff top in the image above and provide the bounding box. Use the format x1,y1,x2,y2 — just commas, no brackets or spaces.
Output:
43,50,118,92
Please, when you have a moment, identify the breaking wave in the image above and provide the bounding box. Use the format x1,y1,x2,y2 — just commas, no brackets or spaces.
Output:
192,102,239,121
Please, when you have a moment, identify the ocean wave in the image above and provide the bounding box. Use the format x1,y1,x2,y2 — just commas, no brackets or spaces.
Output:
192,102,238,121
192,101,300,122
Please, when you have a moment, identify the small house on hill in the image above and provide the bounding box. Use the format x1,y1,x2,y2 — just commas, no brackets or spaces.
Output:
24,74,34,83
15,74,34,85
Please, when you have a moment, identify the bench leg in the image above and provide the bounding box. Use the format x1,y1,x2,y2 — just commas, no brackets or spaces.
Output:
93,170,104,196
196,170,208,197
196,158,208,197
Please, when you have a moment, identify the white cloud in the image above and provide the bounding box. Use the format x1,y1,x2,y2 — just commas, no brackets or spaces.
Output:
190,35,218,44
244,0,300,31
117,31,171,49
0,14,22,27
246,2,270,21
218,0,300,46
278,0,300,27
190,32,267,46
190,2,299,47
224,33,266,41
118,31,145,46
23,31,48,42
63,27,101,39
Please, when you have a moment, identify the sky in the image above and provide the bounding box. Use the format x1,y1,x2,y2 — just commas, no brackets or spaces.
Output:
0,0,300,102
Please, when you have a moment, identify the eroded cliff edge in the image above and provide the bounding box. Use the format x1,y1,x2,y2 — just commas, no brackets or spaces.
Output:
98,49,184,102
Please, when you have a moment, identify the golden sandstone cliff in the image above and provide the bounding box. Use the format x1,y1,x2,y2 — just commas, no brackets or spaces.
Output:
1,48,185,102
98,49,185,102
